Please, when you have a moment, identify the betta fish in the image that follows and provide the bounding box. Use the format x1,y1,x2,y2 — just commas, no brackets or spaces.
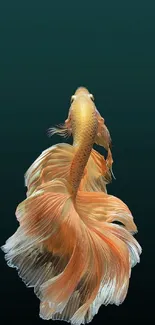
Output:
2,87,141,325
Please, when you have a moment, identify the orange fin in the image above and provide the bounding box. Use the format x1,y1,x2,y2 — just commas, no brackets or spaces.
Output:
95,108,112,150
77,190,138,233
25,143,75,196
2,179,141,324
48,108,72,138
2,230,67,298
106,148,116,180
40,291,81,321
25,143,113,197
79,149,113,192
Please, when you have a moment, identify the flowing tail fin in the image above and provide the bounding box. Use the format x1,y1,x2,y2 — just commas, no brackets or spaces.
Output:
25,143,113,198
2,177,141,325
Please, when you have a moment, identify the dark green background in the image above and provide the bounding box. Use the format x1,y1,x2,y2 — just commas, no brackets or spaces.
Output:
0,0,154,324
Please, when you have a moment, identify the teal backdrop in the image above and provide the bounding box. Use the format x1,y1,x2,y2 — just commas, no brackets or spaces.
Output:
0,0,154,324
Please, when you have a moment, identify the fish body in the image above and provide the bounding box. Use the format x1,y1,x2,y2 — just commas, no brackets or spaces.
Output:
69,88,98,193
2,87,141,325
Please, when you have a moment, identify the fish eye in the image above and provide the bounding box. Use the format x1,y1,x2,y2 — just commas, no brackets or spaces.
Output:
71,95,76,103
89,94,94,101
